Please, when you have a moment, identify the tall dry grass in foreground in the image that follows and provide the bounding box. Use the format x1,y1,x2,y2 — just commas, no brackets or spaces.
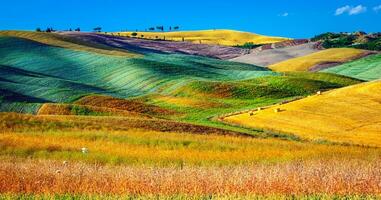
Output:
1,158,380,196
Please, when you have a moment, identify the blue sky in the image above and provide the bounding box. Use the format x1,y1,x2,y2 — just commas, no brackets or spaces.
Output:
1,0,380,38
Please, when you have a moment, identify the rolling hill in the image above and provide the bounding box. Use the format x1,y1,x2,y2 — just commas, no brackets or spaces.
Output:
322,53,381,81
230,42,321,67
223,80,381,147
0,33,274,113
116,29,290,46
268,48,369,72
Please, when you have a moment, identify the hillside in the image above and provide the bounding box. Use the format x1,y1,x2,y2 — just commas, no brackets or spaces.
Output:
230,42,321,67
223,80,381,147
312,32,381,51
268,48,369,72
0,31,137,57
116,30,290,46
0,33,274,113
322,54,381,81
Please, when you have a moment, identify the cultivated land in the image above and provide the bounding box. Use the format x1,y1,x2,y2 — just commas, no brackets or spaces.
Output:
230,42,321,67
223,81,381,147
323,53,381,81
268,48,369,72
1,30,381,199
117,29,290,46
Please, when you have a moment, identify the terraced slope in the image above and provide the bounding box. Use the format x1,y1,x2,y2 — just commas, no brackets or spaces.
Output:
117,30,289,46
322,54,381,81
223,81,381,147
268,48,368,72
0,35,273,113
230,42,321,67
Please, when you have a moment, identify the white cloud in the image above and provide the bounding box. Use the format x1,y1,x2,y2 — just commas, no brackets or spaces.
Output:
335,5,367,16
279,12,289,17
374,5,381,12
335,5,351,15
349,5,367,15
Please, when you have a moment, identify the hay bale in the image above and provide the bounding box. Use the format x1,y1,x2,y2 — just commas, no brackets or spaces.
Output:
257,107,262,111
249,112,254,116
317,91,322,95
274,108,281,113
81,147,89,154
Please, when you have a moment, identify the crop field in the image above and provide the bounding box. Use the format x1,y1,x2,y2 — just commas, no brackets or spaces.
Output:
323,53,381,81
223,81,381,147
1,112,381,197
1,30,381,199
0,31,136,57
117,29,289,46
268,48,367,72
0,35,274,113
230,42,321,67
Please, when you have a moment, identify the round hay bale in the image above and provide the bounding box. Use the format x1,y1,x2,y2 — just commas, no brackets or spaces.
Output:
274,108,281,113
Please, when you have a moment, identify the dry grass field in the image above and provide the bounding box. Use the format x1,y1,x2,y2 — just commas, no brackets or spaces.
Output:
1,158,380,197
1,111,381,197
117,30,289,46
268,48,367,72
223,80,381,147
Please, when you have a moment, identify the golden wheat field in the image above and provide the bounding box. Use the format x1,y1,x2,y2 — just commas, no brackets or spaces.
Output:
223,80,381,147
268,48,367,72
116,30,289,46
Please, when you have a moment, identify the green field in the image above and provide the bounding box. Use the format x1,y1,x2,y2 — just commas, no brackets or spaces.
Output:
322,54,381,81
0,36,274,113
0,31,380,198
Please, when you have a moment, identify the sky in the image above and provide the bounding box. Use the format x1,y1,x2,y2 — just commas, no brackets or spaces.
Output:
1,0,381,38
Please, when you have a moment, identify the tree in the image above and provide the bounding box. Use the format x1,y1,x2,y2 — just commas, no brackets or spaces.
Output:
93,27,102,32
131,32,138,37
174,26,179,30
156,26,164,31
36,27,42,32
75,28,81,32
169,26,172,31
46,28,52,33
69,28,72,31
149,27,155,31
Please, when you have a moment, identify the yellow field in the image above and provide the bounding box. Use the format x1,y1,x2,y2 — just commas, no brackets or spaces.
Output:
0,31,137,57
116,29,289,46
223,81,381,147
1,112,379,166
268,48,366,72
2,158,381,196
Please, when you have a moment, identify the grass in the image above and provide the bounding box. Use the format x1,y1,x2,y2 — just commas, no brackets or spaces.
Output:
223,80,381,147
142,72,361,133
1,158,381,196
1,31,380,198
322,53,381,81
2,194,381,200
0,35,274,113
115,29,289,46
268,48,367,72
0,30,137,57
